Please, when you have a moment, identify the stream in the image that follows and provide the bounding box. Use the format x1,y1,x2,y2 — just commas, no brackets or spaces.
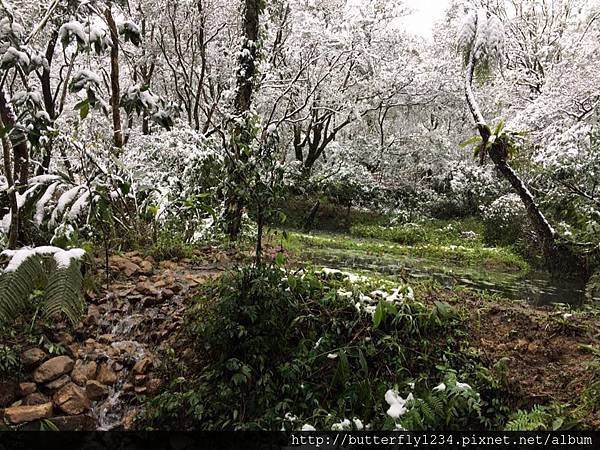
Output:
301,246,588,306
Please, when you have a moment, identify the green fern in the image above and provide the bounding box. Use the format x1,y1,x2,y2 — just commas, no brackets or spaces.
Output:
0,247,87,325
505,405,553,431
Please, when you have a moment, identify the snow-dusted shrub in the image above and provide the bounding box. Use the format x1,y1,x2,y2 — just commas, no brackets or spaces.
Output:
482,193,529,246
124,125,224,240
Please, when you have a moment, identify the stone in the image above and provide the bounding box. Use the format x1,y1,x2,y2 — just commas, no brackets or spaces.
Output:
56,332,74,345
85,304,101,326
109,255,141,277
123,382,134,393
33,356,74,383
71,360,97,385
45,414,96,431
53,383,91,415
132,357,152,375
4,403,53,424
134,386,147,394
23,392,50,406
136,281,161,297
85,380,109,401
0,381,19,407
45,374,71,391
19,382,37,396
121,409,138,430
133,375,146,386
21,348,46,367
96,363,117,386
139,260,153,274
146,378,163,395
98,334,115,344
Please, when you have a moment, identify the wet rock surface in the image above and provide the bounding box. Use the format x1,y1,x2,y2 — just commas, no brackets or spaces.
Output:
1,252,224,430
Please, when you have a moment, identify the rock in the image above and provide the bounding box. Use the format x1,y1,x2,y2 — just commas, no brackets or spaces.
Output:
98,334,115,344
43,414,95,431
19,382,37,396
122,409,137,430
146,378,163,395
21,348,46,367
53,383,91,415
133,375,147,386
139,260,153,274
45,375,71,391
109,255,141,277
23,392,50,406
132,357,152,375
85,380,108,401
85,304,101,326
0,381,19,407
71,360,97,385
56,332,74,345
96,363,117,386
4,403,53,424
136,281,161,297
33,356,75,383
162,288,175,299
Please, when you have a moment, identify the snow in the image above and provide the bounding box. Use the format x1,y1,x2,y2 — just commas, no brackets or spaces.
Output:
34,182,59,226
67,190,90,220
385,389,413,419
2,246,86,272
1,47,30,67
29,175,62,185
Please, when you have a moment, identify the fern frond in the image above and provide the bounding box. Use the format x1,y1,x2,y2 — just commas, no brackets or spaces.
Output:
0,247,87,325
43,261,85,324
0,255,45,323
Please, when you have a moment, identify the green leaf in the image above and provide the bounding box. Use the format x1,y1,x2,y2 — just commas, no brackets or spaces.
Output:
274,252,286,267
78,100,90,120
494,119,506,136
459,136,482,148
373,302,384,329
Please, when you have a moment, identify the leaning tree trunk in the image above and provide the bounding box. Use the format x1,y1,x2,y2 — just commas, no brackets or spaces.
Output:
105,6,124,152
464,33,583,275
224,0,261,240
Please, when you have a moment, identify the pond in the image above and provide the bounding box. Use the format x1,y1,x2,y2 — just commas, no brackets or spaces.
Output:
296,236,587,306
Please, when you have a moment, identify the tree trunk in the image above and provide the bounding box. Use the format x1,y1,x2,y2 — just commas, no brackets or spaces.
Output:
224,0,261,240
463,18,582,275
303,200,320,232
0,88,28,191
0,114,19,249
38,30,59,175
105,6,124,152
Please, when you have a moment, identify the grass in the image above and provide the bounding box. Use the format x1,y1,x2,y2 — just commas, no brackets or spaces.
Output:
283,228,529,274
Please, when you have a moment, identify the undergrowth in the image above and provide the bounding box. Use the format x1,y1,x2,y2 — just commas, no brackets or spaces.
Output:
139,264,515,430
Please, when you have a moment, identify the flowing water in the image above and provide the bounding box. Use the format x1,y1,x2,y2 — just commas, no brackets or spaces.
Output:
301,245,587,306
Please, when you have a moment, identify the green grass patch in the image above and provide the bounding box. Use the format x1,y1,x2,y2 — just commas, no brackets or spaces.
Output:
285,230,529,274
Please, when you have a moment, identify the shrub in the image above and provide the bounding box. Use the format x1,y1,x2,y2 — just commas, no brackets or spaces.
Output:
139,265,510,430
482,194,529,247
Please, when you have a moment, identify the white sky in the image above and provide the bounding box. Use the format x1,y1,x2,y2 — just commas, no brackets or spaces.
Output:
399,0,451,39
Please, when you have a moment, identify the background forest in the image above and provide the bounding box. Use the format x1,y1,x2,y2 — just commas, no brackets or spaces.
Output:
0,0,599,433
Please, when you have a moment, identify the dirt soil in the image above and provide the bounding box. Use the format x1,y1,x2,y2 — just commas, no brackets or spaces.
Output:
430,288,600,428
